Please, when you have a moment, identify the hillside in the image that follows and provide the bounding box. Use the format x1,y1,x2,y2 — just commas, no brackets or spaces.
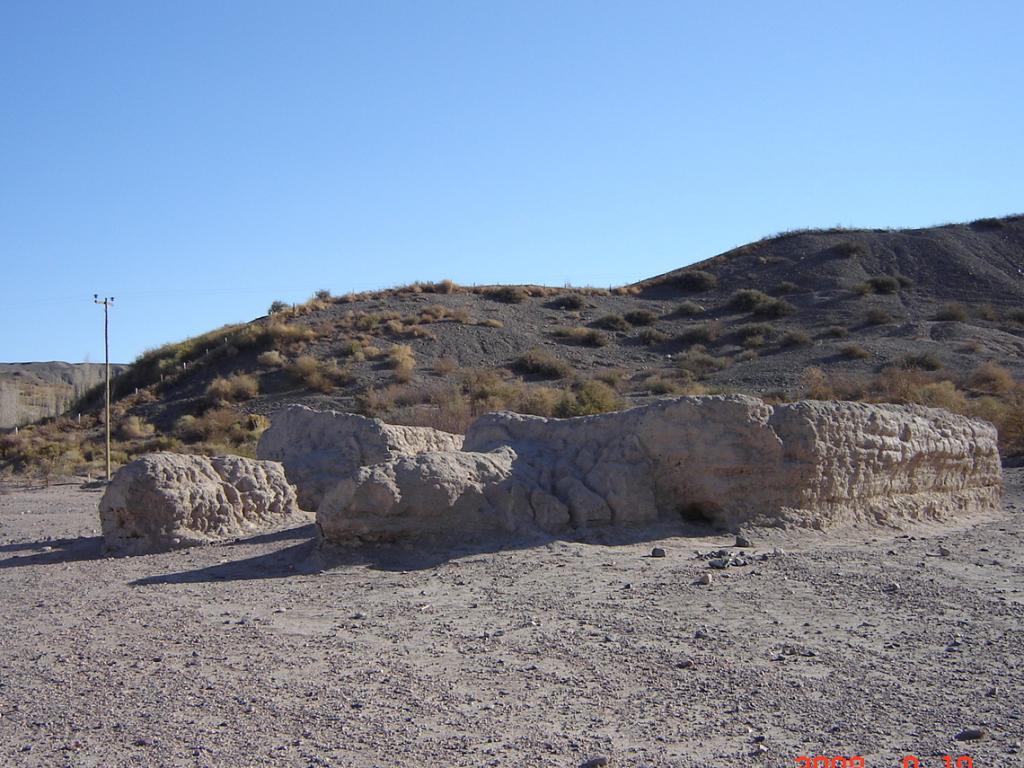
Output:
0,362,127,429
3,214,1023,476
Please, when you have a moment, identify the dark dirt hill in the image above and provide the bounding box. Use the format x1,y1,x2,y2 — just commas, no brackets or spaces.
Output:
4,214,1024,476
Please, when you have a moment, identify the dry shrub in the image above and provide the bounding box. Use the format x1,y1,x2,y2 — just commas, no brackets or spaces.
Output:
677,321,722,345
477,318,504,328
512,348,571,379
388,344,416,382
554,380,623,417
636,327,670,346
119,415,155,440
434,357,458,375
801,367,834,399
552,327,609,347
974,303,997,321
867,276,901,294
266,320,317,352
486,286,528,304
824,325,849,338
734,323,775,343
611,285,641,296
206,373,260,405
677,345,729,379
669,270,718,292
257,350,285,368
935,302,968,321
728,289,772,311
864,308,892,325
644,375,684,395
969,394,1024,456
288,355,349,393
968,362,1015,394
593,314,630,332
899,353,943,371
840,344,871,359
674,301,704,317
551,294,585,310
624,309,657,326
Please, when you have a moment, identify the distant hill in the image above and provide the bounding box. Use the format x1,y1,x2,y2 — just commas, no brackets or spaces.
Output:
0,362,127,429
4,213,1023,476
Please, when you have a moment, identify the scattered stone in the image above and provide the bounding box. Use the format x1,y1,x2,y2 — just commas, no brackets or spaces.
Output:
677,659,694,669
955,728,987,741
884,582,901,593
580,756,610,768
735,535,752,548
651,547,666,558
698,573,713,586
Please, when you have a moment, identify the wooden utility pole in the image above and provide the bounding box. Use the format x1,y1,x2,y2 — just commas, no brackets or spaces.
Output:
94,295,114,481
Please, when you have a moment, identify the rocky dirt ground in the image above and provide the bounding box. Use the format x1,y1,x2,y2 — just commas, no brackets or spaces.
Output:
1,473,1022,768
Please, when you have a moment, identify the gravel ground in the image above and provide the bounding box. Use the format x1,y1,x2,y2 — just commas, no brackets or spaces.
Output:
1,472,1022,768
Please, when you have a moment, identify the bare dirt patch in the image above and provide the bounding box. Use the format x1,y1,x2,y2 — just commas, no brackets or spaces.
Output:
0,474,1022,767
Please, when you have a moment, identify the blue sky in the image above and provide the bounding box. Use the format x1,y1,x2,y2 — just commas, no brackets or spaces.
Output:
1,1,1021,363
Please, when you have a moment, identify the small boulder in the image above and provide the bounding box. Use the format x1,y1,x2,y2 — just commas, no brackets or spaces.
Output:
99,452,304,555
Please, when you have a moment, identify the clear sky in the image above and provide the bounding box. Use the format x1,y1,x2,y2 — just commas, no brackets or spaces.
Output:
1,1,1021,364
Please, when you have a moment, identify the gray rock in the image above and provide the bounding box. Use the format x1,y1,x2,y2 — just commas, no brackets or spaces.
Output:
651,547,666,558
99,453,304,555
257,405,463,509
955,727,987,741
316,395,1002,544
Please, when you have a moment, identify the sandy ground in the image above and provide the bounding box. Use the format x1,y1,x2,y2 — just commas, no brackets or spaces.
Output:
1,473,1022,768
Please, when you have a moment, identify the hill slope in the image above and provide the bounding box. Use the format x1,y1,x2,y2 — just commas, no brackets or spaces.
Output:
4,214,1023,476
0,362,127,429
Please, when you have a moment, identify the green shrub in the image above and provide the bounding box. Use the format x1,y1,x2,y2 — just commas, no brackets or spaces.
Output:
773,281,799,294
268,300,289,315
